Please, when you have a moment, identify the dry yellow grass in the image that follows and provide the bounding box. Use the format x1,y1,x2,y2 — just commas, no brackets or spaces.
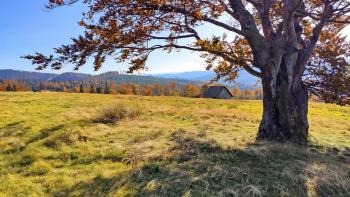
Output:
0,92,349,196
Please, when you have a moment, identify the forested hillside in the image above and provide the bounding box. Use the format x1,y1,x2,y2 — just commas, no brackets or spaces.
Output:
0,69,263,99
0,69,56,81
0,69,197,86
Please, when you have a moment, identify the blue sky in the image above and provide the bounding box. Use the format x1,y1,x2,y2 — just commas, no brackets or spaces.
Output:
0,0,207,74
1,1,349,74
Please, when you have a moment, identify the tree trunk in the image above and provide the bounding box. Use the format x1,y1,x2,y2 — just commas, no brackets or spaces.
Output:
257,61,309,144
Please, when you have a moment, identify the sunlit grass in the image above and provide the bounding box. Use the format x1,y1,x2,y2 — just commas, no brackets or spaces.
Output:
0,92,349,196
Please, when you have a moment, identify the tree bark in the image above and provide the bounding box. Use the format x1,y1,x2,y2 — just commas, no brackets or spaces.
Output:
257,61,309,144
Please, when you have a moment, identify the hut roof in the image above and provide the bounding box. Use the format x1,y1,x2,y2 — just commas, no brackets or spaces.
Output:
204,85,233,98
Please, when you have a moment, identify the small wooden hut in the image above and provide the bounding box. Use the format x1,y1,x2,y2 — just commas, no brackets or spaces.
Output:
203,85,233,99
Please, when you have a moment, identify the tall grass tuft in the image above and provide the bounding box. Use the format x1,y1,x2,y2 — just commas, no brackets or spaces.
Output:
27,160,53,176
93,103,142,124
43,129,81,148
17,154,38,167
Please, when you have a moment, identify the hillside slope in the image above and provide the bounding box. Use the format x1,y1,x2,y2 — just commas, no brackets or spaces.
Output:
155,70,260,89
0,92,349,196
92,71,198,86
49,72,91,82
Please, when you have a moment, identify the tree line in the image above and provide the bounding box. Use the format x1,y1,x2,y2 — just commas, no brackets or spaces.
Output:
0,79,263,100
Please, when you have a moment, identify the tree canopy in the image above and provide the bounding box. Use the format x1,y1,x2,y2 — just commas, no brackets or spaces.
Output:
24,0,350,105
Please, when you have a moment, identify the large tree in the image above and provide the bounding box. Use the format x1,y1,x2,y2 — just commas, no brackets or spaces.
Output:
25,0,350,144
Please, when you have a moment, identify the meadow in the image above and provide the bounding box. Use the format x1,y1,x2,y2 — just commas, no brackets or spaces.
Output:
0,92,350,196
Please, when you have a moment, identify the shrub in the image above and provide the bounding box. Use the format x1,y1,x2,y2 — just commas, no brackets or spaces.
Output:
27,160,53,176
93,104,142,124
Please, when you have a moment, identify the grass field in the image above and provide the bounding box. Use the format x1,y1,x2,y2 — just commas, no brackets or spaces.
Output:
0,92,350,197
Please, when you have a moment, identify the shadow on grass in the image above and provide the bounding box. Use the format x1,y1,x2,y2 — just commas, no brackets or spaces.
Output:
0,121,27,137
0,121,30,154
26,124,65,144
22,118,92,146
54,131,350,196
2,122,86,155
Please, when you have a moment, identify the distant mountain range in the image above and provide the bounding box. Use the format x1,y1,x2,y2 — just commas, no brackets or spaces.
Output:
154,70,260,89
0,69,259,89
0,69,58,82
0,69,91,82
0,69,197,86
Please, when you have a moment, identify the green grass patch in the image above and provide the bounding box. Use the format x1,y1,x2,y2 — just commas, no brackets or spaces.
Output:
0,92,349,196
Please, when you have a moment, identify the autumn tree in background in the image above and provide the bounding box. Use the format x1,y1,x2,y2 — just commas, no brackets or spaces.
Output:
117,82,134,95
89,84,97,94
152,83,165,96
183,84,201,98
0,79,207,98
25,0,350,144
104,81,117,94
139,85,153,96
0,80,29,92
165,82,180,96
